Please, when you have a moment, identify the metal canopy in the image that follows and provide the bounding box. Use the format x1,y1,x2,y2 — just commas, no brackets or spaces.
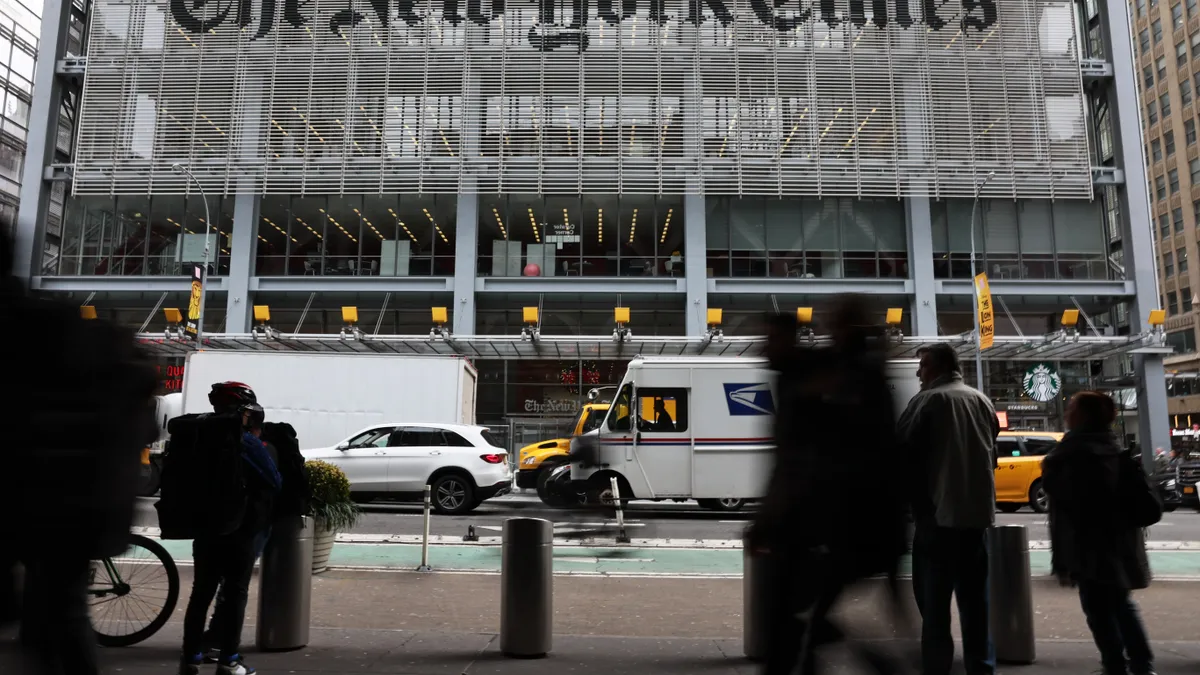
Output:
134,331,1172,362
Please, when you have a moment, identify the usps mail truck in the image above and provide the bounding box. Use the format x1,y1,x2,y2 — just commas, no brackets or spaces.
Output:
556,356,921,511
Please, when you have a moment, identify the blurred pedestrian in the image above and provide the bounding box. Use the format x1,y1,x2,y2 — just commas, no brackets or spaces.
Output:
897,343,997,675
1042,391,1157,675
750,296,908,675
0,223,158,675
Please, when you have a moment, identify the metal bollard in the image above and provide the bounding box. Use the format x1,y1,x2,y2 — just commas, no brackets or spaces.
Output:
256,515,314,651
609,476,630,543
500,517,553,658
742,534,769,661
417,484,432,572
988,524,1036,665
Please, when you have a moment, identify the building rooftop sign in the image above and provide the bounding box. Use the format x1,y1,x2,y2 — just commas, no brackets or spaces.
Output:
74,0,1090,199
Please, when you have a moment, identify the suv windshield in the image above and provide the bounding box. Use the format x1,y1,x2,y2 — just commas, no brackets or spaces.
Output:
580,408,605,434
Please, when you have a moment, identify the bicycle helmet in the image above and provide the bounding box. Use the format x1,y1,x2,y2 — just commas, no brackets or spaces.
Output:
209,381,257,413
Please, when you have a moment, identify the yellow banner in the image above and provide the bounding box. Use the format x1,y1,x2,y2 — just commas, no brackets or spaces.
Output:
975,273,995,351
184,264,204,340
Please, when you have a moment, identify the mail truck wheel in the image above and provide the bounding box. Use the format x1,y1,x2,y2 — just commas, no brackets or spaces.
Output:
699,498,745,512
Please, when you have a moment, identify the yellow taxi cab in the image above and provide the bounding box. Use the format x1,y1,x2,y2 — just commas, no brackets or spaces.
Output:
516,402,610,491
995,430,1063,513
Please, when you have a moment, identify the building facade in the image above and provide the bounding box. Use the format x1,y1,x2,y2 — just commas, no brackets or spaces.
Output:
0,0,38,233
11,0,1172,451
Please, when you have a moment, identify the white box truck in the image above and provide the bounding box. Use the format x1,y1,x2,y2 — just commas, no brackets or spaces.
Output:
179,352,478,450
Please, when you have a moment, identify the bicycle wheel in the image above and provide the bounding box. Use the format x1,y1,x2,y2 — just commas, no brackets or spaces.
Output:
90,534,180,647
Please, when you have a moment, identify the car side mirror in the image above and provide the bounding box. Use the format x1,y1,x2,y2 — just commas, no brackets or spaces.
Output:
337,442,350,451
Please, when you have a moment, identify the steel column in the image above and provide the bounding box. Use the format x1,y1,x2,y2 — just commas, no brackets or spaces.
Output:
684,194,708,336
225,194,258,333
1097,0,1170,466
455,192,478,335
13,0,72,278
907,196,938,336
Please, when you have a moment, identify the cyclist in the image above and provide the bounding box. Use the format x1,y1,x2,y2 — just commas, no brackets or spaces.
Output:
179,383,280,675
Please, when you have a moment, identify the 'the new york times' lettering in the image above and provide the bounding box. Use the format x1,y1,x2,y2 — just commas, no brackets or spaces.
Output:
168,0,999,52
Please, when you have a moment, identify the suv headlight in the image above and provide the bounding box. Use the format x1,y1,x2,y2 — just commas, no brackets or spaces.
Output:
523,456,537,465
1166,478,1177,490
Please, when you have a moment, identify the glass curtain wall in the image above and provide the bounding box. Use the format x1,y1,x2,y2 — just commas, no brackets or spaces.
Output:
55,195,233,276
256,195,457,276
705,197,908,278
932,198,1110,279
477,195,685,277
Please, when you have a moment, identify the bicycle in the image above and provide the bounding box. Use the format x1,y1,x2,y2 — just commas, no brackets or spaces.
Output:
88,533,180,647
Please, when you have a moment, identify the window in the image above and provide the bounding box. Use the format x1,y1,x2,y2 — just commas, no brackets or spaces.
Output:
1174,206,1185,231
1170,168,1181,193
635,388,690,433
1179,40,1189,65
1191,157,1200,183
1174,3,1185,29
346,427,395,448
1188,119,1197,144
1142,28,1152,53
395,427,449,447
1186,288,1195,311
608,384,633,432
1194,30,1200,56
480,429,503,448
1154,19,1164,44
1167,329,1197,351
997,438,1021,458
1165,253,1176,278
441,430,475,447
1194,199,1200,222
1169,290,1180,314
1158,56,1169,80
1152,138,1163,162
1148,100,1159,125
1138,0,1147,15
1160,212,1172,237
1161,92,1173,117
1157,175,1168,199
1145,65,1156,88
1190,0,1198,18
1183,78,1194,105
1167,130,1177,156
1179,246,1190,272
1022,438,1058,457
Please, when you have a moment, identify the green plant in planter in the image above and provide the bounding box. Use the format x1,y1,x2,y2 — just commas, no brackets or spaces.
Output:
304,460,360,532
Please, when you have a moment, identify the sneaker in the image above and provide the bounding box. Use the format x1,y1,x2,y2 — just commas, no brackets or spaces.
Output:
216,654,257,675
178,654,203,675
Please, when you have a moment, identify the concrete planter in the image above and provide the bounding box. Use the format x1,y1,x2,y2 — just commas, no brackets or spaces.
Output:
311,522,336,574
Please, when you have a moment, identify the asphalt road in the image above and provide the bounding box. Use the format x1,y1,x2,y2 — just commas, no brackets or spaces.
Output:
133,492,1200,542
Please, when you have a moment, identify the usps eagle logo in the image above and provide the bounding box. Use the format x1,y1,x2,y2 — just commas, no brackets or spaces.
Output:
1022,364,1061,403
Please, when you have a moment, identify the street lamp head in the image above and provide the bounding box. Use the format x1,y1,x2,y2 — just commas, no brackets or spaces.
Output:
171,163,185,173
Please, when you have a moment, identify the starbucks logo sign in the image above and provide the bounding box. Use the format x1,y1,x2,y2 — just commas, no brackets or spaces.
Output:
1022,364,1062,403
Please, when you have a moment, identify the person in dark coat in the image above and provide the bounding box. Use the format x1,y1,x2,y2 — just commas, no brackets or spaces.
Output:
1042,391,1155,675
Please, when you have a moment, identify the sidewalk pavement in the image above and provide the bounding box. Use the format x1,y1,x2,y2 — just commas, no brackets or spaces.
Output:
4,569,1199,673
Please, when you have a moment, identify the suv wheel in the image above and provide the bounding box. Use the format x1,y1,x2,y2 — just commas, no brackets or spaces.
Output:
432,474,476,515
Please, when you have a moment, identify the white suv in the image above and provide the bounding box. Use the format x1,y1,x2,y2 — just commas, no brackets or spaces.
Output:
302,423,511,515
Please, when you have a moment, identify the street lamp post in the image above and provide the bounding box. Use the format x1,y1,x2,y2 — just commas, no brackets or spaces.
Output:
172,163,212,343
968,171,995,391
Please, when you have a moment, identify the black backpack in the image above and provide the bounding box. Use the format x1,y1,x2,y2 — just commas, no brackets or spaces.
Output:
263,422,310,518
1118,452,1164,528
155,413,247,539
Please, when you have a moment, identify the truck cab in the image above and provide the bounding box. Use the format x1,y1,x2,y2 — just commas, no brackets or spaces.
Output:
517,392,611,492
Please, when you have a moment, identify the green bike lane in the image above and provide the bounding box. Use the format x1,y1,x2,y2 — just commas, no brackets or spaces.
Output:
148,539,1200,579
